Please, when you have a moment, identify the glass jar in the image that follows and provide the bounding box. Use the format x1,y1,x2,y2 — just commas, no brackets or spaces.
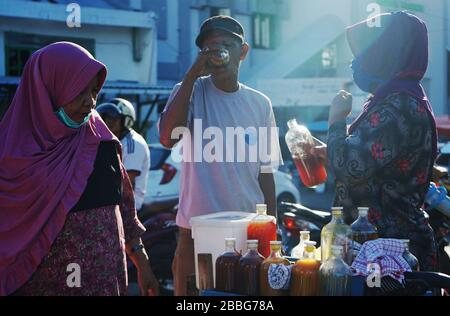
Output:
202,46,230,67
260,241,291,296
291,231,310,259
291,241,321,296
321,207,352,265
285,119,327,187
247,204,277,258
238,240,265,295
351,207,379,245
319,245,352,296
401,239,419,271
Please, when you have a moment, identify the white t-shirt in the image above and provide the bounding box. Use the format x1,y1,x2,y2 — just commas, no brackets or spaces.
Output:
121,129,150,210
161,76,282,229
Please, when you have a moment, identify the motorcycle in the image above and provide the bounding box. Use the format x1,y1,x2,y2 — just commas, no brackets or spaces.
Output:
126,200,178,296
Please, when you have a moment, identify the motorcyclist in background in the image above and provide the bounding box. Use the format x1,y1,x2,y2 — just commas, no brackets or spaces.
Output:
97,98,150,212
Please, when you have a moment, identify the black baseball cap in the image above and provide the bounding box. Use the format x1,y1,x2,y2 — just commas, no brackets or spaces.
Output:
195,15,245,48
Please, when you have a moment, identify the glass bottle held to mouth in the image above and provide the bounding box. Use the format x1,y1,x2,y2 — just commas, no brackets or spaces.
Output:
202,46,230,67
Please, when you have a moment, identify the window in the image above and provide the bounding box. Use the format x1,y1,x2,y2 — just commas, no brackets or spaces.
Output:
210,7,231,17
5,47,33,77
5,32,95,77
253,13,274,49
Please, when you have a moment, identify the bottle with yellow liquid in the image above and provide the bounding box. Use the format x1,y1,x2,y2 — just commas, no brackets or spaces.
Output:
321,207,352,265
291,241,321,296
260,241,291,296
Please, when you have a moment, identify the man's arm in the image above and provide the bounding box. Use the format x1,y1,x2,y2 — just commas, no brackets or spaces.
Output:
127,170,140,189
159,52,209,148
258,172,277,218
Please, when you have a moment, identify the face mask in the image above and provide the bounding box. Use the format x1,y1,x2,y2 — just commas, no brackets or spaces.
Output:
55,107,91,129
351,57,387,93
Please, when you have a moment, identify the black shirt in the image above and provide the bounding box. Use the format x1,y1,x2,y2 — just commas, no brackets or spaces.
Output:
71,141,122,212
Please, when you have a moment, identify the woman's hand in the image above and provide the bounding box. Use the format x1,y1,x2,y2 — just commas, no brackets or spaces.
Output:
137,264,160,296
329,90,352,127
310,145,328,166
126,238,160,296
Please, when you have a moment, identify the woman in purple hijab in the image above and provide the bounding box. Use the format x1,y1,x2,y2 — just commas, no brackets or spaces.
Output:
0,42,159,295
322,12,438,271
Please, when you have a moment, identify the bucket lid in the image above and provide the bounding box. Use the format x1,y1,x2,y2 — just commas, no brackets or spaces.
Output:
190,211,255,228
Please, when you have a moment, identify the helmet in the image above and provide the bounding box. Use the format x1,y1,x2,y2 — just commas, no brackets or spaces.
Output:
111,98,136,130
96,102,122,119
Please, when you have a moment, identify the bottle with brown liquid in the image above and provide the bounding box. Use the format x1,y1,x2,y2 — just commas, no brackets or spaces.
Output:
215,238,241,293
260,241,291,296
238,240,265,296
319,245,352,296
351,207,379,245
291,241,321,296
401,239,419,271
247,204,277,258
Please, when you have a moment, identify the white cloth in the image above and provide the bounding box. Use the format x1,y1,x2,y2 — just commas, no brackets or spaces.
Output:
121,129,150,210
160,76,282,228
351,238,412,282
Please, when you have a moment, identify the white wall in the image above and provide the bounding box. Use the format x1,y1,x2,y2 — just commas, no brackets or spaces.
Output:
157,0,179,64
0,17,156,84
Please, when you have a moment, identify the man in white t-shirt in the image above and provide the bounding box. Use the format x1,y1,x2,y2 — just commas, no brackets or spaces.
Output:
97,98,150,211
159,16,282,295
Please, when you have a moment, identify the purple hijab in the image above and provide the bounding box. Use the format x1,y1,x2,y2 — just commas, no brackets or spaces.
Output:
0,42,118,295
347,11,438,160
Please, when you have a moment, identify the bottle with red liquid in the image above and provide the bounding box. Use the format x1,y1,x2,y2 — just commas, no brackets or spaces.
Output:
247,204,277,258
285,119,327,187
238,240,265,295
215,238,241,293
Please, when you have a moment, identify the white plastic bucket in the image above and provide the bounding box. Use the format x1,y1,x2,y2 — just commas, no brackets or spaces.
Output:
190,211,255,290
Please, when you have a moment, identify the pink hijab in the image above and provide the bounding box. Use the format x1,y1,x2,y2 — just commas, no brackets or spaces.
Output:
0,42,118,295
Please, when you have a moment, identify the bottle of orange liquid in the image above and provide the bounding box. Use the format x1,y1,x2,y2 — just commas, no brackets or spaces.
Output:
285,119,327,187
260,241,291,296
291,241,321,296
247,204,277,258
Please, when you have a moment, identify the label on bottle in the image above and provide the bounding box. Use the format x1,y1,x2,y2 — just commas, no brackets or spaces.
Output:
268,264,292,290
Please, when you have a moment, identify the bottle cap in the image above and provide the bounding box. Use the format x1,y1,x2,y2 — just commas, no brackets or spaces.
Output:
256,204,267,215
331,207,343,215
270,241,282,245
225,238,236,247
358,207,369,216
287,119,298,129
247,240,258,250
304,241,316,252
300,231,310,241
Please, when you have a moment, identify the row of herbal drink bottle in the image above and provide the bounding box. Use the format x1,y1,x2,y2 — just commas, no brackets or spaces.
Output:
215,205,418,296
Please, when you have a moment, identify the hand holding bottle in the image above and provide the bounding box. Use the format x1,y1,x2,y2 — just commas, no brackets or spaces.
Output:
310,137,328,166
186,49,211,79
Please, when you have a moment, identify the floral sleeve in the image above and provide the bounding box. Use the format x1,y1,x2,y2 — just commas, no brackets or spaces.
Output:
119,160,146,244
327,95,408,187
